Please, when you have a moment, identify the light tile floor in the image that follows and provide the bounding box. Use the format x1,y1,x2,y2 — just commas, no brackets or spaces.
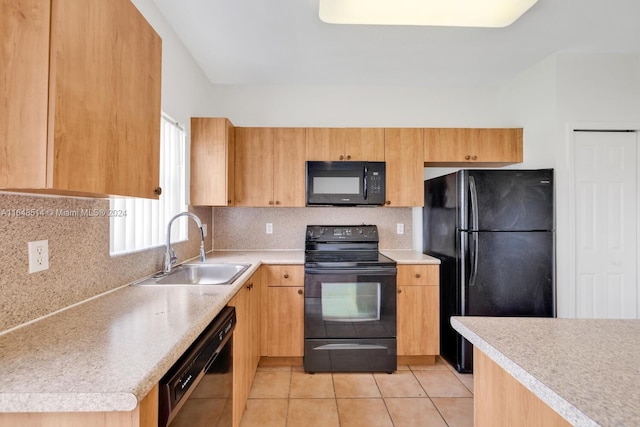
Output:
240,357,474,427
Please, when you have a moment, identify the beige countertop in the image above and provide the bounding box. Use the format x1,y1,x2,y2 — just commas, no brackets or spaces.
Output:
380,250,441,264
0,249,432,413
451,316,640,427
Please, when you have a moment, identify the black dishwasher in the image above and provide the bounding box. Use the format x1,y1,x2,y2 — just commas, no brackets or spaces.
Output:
159,306,235,427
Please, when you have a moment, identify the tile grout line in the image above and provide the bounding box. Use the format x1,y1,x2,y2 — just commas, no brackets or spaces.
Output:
408,365,451,427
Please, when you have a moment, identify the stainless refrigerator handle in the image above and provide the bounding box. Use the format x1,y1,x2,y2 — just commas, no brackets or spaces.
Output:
469,177,479,287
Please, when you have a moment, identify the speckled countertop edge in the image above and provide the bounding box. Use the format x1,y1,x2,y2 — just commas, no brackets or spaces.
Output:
0,251,298,413
0,249,432,413
380,250,441,264
451,316,640,427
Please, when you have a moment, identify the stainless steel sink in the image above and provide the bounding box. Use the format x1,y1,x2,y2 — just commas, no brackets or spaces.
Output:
139,263,251,285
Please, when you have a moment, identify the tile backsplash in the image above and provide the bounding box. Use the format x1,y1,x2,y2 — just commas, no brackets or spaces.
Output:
213,207,412,250
1,195,412,332
0,192,212,332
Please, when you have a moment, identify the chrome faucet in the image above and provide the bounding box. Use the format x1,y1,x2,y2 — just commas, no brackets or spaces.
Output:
163,212,207,274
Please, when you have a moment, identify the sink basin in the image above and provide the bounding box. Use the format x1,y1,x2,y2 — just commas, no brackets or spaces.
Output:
150,263,250,285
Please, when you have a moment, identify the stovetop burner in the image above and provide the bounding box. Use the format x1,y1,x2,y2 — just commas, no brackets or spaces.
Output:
304,225,396,268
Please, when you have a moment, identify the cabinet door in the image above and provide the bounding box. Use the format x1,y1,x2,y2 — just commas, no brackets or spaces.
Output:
248,270,262,377
273,128,306,207
424,128,523,165
190,118,235,206
384,128,424,207
49,0,161,197
341,128,385,161
263,265,304,287
265,287,304,357
228,285,249,427
235,127,274,206
397,265,440,356
473,128,523,163
0,0,50,189
306,128,343,160
397,264,439,286
306,128,385,161
229,270,261,427
261,265,304,357
1,0,162,198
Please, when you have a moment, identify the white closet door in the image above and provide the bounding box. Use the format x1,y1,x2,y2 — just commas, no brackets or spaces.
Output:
574,131,638,318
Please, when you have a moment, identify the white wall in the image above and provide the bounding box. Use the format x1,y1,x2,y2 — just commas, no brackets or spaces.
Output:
498,52,640,317
131,0,213,128
554,53,640,318
201,85,508,127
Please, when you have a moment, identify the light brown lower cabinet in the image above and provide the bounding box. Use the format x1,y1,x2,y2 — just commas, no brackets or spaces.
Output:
474,348,571,427
397,264,440,361
260,265,304,358
228,269,261,427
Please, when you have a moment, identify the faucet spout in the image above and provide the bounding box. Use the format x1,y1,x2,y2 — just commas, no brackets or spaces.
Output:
163,212,207,274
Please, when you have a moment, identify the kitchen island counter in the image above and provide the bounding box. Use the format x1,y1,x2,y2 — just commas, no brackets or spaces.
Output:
451,316,640,427
0,250,303,414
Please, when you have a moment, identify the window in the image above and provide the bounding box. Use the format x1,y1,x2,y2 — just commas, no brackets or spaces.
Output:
110,114,188,255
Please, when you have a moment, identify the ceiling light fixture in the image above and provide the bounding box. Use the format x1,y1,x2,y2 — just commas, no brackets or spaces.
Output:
319,0,539,28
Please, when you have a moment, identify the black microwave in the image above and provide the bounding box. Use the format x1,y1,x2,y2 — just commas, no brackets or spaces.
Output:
306,161,386,206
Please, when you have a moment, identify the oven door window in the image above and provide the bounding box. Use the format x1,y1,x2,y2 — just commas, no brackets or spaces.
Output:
321,282,381,322
305,270,396,339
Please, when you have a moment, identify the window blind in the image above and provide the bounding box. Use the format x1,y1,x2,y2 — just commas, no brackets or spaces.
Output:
110,114,188,255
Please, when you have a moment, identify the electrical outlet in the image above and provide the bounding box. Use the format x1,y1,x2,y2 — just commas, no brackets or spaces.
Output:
28,240,49,273
266,223,273,234
396,223,404,235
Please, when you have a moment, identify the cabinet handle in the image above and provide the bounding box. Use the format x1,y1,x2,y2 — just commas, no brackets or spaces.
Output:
284,274,289,279
385,200,391,205
298,289,303,295
415,273,421,279
154,187,162,196
346,155,351,160
268,201,274,205
472,155,478,160
247,282,253,290
465,155,471,160
275,200,281,205
398,289,402,294
339,155,344,160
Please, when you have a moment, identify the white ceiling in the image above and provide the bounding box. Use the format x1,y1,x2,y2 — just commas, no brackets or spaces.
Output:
152,0,640,88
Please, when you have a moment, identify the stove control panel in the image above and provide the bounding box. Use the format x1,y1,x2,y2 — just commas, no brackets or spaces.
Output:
306,225,379,242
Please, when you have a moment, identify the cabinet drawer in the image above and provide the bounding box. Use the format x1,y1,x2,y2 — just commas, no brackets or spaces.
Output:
263,265,304,286
397,264,439,286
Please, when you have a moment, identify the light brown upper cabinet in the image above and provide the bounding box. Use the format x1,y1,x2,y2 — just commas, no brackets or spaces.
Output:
384,128,424,207
235,127,306,207
190,118,235,206
0,0,162,198
306,128,385,161
423,128,523,166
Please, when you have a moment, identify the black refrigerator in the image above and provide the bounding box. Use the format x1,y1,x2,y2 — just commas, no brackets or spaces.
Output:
423,169,556,373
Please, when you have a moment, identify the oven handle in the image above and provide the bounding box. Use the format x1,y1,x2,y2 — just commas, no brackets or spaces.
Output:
313,343,388,350
304,267,397,275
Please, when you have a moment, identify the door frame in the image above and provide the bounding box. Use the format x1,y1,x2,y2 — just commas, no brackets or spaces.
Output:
563,122,640,318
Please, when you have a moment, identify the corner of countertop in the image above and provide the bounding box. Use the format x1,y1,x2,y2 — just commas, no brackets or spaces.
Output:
380,249,441,264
